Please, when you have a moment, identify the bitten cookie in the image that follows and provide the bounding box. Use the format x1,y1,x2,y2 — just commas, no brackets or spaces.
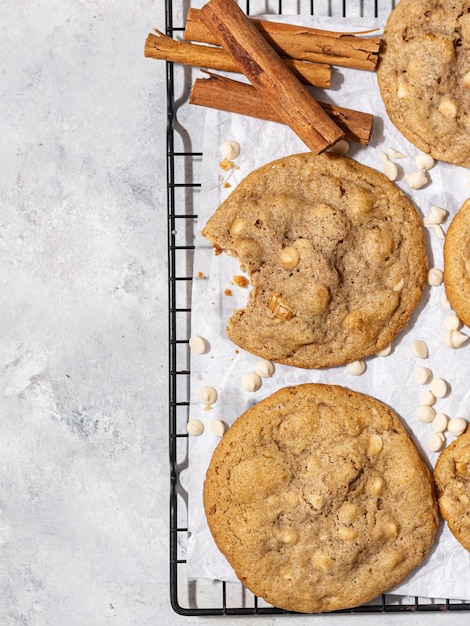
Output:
444,199,470,327
377,0,470,167
202,152,427,368
204,384,438,613
434,428,470,551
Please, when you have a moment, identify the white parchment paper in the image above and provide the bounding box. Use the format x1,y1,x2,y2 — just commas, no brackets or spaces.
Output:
186,16,470,602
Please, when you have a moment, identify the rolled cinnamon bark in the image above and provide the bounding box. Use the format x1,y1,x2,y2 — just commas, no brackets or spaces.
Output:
198,0,344,153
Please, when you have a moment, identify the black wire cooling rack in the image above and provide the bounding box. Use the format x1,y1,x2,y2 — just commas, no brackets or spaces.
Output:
165,0,470,616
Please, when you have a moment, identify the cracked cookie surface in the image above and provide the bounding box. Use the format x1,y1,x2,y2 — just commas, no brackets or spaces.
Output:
434,428,470,551
202,152,427,368
203,383,438,613
377,0,470,167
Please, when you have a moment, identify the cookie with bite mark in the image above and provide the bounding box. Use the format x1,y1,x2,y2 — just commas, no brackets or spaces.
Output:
202,152,427,368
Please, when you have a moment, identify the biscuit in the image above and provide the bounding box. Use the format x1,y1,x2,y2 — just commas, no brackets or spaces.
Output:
204,384,438,613
434,428,470,551
202,152,427,368
444,199,470,327
377,0,470,167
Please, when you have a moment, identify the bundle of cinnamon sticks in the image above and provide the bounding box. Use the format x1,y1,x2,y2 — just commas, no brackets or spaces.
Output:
145,0,380,151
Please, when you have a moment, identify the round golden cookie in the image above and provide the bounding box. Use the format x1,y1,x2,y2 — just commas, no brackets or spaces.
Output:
444,199,470,327
204,384,438,613
377,0,470,167
434,428,470,551
202,152,427,368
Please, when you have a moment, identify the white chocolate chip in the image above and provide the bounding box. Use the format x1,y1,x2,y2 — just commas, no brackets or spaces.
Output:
430,224,445,240
448,417,467,436
186,418,204,436
464,71,470,89
415,153,435,171
430,377,448,398
440,291,452,309
346,360,366,376
255,359,275,378
432,413,448,433
197,385,218,406
397,83,409,98
442,329,469,348
404,170,428,189
444,314,461,331
376,344,392,357
387,147,406,159
439,97,458,118
428,268,444,286
329,139,349,155
209,419,227,437
189,335,208,354
241,371,262,392
412,340,428,358
417,406,436,423
378,151,389,164
430,205,447,224
451,330,469,348
279,245,300,269
383,159,398,181
220,140,240,160
368,434,383,456
427,432,445,452
414,366,432,385
419,390,436,406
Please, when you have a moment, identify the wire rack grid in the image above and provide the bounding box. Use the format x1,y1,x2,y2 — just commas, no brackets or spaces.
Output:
165,0,470,616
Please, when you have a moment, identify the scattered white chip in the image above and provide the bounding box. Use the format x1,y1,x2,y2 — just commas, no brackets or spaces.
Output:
329,139,349,155
189,335,208,354
255,359,275,378
427,432,445,452
448,417,467,436
378,150,389,164
415,153,435,170
241,371,262,392
346,360,366,376
404,170,428,189
387,147,406,159
419,390,436,406
444,314,461,331
376,344,392,357
430,205,447,224
187,418,204,436
428,268,444,286
383,159,398,181
430,224,445,240
220,140,240,160
197,385,218,406
440,291,452,309
442,329,469,348
432,413,448,433
414,366,432,385
209,419,227,437
430,377,448,398
417,406,436,423
413,340,428,358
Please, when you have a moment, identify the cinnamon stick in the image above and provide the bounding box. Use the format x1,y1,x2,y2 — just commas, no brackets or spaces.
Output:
184,7,381,72
198,0,344,153
144,31,331,88
190,73,373,145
